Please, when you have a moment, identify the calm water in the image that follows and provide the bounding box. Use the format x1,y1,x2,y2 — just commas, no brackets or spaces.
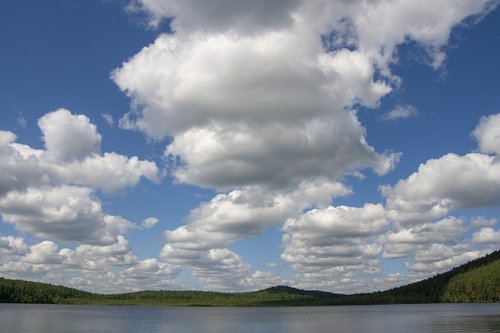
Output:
0,303,499,333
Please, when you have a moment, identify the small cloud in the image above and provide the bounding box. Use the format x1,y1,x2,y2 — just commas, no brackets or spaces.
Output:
101,113,114,126
346,170,366,181
17,113,27,128
141,217,159,229
471,216,497,228
381,104,418,121
265,262,279,269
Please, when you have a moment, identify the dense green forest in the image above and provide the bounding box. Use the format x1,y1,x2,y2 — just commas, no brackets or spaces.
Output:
1,250,498,306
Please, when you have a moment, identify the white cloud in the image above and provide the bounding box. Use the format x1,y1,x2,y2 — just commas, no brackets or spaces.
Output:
472,227,500,244
0,109,160,246
23,241,61,264
0,185,133,245
101,113,114,126
382,218,470,260
241,271,292,290
0,234,28,256
161,180,349,289
0,131,46,196
473,113,500,155
113,20,396,191
164,180,350,252
162,246,250,290
130,0,493,69
281,203,388,291
406,250,489,273
53,152,160,193
128,0,302,33
0,110,159,196
16,113,27,128
382,153,500,227
1,0,495,292
39,109,102,163
380,104,418,121
141,217,159,228
0,234,181,293
116,0,497,290
384,217,467,246
121,258,181,290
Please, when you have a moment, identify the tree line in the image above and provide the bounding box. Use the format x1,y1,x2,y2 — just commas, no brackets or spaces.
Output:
1,249,498,306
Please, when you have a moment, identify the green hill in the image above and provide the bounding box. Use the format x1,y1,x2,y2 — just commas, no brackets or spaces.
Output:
1,250,498,306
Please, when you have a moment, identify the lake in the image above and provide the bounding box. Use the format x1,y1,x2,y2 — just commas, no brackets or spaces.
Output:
0,303,499,333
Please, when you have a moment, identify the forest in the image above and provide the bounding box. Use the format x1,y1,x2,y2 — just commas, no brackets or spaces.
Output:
0,250,498,306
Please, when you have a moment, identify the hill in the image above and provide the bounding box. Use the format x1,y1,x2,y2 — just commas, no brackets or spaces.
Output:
1,250,498,306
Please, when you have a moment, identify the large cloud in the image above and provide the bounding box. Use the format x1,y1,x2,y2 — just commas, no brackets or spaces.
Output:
373,112,500,278
113,0,493,192
0,109,159,195
115,0,498,290
0,185,132,245
0,235,181,292
382,153,500,228
129,0,302,33
113,14,397,191
131,0,493,67
0,109,159,245
2,1,497,292
160,180,350,289
281,203,388,292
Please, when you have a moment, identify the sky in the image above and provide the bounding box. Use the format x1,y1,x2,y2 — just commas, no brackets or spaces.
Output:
0,0,499,293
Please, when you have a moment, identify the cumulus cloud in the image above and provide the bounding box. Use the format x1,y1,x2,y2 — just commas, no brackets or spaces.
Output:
114,0,495,201
373,111,500,278
281,203,388,291
130,0,493,68
113,0,498,290
0,234,28,256
164,180,349,251
0,110,159,196
160,180,350,288
23,241,61,265
382,153,500,227
473,113,500,155
0,186,133,245
382,111,500,228
241,271,292,290
39,109,102,163
113,11,397,191
128,0,302,33
2,0,497,292
0,109,159,246
162,246,250,290
472,227,500,244
0,234,181,292
278,112,500,290
385,217,467,246
471,216,497,228
406,250,489,273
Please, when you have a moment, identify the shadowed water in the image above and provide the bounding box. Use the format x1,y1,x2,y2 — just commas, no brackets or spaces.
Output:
0,303,498,333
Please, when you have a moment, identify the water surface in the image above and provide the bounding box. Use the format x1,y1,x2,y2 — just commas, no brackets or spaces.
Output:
0,303,498,333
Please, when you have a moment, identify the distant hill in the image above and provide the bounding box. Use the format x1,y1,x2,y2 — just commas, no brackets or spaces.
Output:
339,249,500,305
1,250,498,306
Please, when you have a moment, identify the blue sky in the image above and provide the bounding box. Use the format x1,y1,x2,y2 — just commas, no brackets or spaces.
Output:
0,0,499,293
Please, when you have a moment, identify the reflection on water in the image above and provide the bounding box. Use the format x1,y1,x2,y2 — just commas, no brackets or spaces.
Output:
0,303,498,333
425,314,500,333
